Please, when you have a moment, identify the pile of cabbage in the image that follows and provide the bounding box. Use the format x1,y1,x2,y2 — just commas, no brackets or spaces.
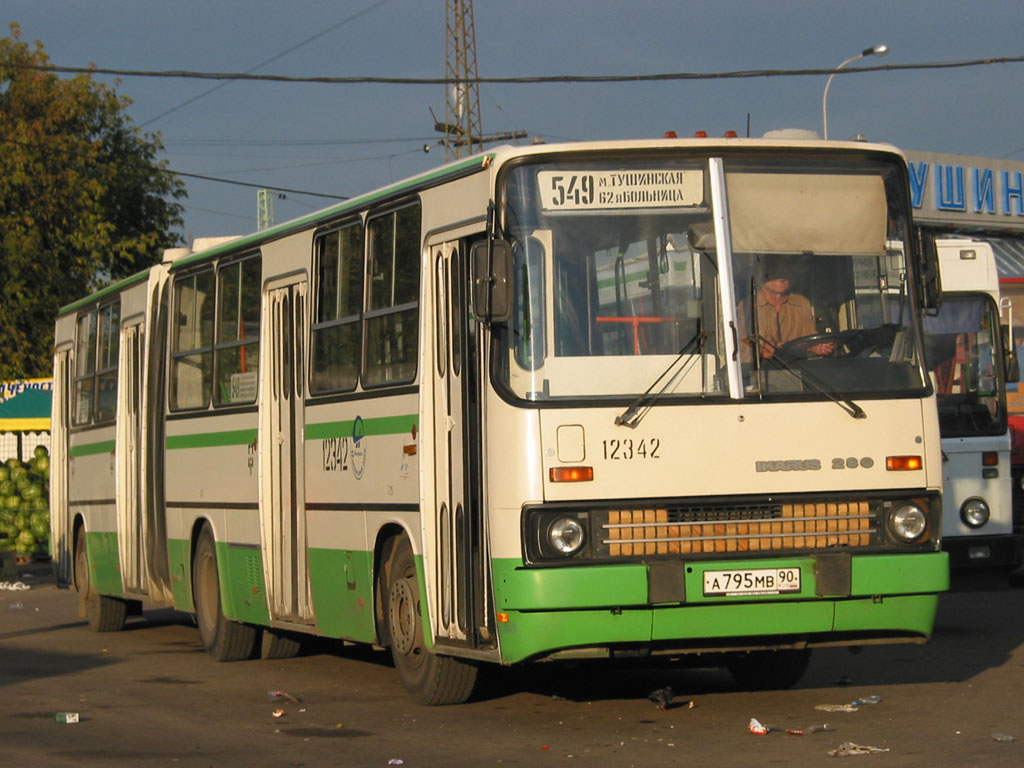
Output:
0,446,50,557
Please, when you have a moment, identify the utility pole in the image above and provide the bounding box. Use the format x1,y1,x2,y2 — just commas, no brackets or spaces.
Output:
440,0,483,160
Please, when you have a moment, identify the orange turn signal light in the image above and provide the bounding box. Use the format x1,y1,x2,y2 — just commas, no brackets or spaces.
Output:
982,451,998,466
497,612,509,623
886,455,923,471
549,466,594,483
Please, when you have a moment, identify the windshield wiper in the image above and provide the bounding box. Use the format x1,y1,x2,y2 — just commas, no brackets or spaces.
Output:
758,335,866,420
615,328,706,428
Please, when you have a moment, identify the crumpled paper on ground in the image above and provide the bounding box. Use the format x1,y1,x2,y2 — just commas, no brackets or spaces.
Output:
828,741,890,756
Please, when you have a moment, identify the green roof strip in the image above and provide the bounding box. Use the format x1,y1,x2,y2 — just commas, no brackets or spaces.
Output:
169,153,495,272
56,153,494,316
58,268,152,316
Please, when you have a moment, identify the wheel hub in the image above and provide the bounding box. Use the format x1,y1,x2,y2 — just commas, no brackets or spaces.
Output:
389,577,417,655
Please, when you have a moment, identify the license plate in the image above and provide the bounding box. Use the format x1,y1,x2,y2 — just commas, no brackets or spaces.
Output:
702,567,801,597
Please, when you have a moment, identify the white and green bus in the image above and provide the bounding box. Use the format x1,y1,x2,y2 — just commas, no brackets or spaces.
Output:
51,136,949,704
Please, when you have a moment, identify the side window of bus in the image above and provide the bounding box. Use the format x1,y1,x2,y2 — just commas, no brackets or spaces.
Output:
72,309,98,425
170,269,215,410
95,302,120,422
71,302,119,426
364,203,421,387
312,222,364,393
214,255,261,405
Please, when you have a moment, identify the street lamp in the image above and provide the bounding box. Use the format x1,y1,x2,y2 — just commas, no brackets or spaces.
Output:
822,45,889,140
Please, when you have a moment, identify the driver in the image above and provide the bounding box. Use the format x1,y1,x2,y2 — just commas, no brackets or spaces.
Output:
739,261,834,361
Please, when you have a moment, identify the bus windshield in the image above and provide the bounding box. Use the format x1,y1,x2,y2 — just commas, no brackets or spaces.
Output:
923,293,1006,436
496,154,928,403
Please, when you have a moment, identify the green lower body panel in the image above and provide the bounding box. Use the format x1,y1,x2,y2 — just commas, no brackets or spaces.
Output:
167,538,192,611
308,547,376,643
492,552,948,664
86,530,123,596
166,539,378,641
166,537,271,625
219,544,271,625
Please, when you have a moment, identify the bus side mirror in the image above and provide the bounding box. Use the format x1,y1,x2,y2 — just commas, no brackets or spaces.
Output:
916,227,942,311
1003,324,1020,383
471,239,512,324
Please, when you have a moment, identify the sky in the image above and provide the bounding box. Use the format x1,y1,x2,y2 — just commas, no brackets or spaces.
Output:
7,0,1024,244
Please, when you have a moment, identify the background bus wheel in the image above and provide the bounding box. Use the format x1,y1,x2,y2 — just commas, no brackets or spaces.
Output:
192,526,256,662
74,527,127,632
261,628,303,660
726,648,812,690
385,536,477,705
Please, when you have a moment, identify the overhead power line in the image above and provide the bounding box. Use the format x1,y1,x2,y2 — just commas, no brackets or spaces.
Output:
170,169,348,200
0,136,349,199
140,0,394,127
166,135,437,147
11,55,1024,85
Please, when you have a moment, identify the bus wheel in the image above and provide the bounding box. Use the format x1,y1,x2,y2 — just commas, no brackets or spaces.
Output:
74,526,127,632
192,526,256,662
384,536,477,705
726,648,812,690
261,628,303,660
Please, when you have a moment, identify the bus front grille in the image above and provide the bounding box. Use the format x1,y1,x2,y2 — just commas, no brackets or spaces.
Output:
600,502,875,557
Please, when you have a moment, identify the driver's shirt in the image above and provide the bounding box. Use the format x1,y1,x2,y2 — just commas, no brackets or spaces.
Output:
738,288,817,361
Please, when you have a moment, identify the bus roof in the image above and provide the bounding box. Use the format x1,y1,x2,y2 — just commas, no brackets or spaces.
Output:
57,136,907,313
57,267,152,317
167,153,496,272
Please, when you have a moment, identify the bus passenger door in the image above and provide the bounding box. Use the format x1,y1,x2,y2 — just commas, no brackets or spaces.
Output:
260,277,314,625
431,242,489,648
50,347,72,585
116,321,147,594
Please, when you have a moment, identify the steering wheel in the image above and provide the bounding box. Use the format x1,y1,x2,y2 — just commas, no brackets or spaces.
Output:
774,331,857,361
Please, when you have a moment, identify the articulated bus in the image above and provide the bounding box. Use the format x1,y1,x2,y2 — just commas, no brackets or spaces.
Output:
51,137,948,704
921,239,1022,576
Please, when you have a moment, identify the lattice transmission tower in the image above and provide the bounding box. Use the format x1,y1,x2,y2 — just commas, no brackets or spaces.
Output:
257,189,274,231
442,0,483,160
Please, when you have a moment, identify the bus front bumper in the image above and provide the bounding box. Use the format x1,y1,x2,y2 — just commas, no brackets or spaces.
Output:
491,552,948,664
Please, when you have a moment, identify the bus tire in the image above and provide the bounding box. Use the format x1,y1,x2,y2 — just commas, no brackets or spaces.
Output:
193,526,256,662
384,536,477,705
726,648,812,690
74,526,127,632
261,628,304,660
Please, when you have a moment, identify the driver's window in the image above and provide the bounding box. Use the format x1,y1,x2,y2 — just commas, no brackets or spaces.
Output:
735,254,827,365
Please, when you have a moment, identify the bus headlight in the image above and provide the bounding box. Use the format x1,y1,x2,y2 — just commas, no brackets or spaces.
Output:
960,497,990,528
889,503,927,542
547,516,586,555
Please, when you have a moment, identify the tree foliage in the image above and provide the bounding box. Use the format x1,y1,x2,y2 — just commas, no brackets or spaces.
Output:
0,23,186,379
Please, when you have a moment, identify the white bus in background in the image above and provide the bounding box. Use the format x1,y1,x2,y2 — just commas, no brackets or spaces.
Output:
902,148,1024,547
923,238,1023,578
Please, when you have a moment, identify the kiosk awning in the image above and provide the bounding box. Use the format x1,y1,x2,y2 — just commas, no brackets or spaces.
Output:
0,387,52,432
